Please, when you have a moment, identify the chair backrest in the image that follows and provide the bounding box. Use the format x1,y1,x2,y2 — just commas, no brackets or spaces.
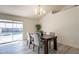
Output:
50,32,55,37
43,32,46,35
32,33,40,46
27,33,31,41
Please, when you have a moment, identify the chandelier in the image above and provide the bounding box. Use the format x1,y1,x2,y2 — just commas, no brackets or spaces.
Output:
35,5,46,15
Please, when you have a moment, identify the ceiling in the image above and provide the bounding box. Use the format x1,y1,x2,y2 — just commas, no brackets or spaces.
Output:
0,5,75,19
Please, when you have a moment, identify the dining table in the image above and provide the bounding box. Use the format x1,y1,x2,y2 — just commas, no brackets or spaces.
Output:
41,35,57,54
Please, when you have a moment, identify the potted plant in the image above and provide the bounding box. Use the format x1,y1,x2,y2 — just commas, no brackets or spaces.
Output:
35,24,43,36
35,24,41,32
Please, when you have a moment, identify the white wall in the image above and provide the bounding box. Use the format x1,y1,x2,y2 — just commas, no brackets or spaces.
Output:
23,18,39,39
40,6,79,48
0,13,39,39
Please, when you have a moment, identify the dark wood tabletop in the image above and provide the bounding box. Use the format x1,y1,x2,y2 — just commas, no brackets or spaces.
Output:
41,35,57,40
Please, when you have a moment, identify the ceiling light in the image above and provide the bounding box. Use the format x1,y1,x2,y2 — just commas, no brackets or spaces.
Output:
34,5,46,15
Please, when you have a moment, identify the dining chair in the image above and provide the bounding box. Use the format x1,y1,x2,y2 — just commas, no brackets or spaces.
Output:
26,33,33,48
49,32,55,49
32,33,43,54
50,32,55,37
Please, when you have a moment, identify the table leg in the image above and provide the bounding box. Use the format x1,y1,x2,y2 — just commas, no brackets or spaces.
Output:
49,41,51,49
44,39,48,54
54,37,57,50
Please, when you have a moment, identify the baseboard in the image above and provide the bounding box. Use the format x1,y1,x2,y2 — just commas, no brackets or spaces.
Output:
58,41,79,49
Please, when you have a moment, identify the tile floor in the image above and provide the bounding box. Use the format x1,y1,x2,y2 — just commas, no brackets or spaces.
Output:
0,40,79,54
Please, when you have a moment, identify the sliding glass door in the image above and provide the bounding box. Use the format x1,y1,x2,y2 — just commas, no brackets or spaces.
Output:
13,23,23,40
0,19,23,44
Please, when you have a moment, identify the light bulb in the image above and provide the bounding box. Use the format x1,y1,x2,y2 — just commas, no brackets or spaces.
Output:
43,10,45,14
35,8,38,14
40,12,42,15
40,8,43,12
